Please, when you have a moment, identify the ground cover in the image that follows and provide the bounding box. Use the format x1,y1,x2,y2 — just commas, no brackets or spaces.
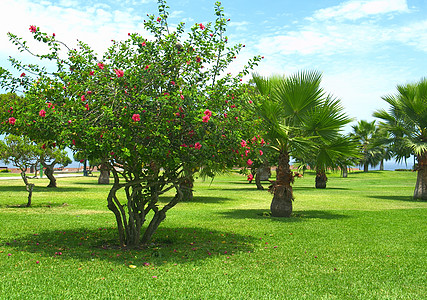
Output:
0,170,425,299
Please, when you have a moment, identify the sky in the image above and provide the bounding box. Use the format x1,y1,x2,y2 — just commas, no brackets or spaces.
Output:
0,0,425,169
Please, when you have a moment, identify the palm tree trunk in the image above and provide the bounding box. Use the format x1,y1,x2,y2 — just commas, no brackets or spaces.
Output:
380,160,384,171
270,150,293,217
315,169,327,189
363,163,369,172
414,153,427,200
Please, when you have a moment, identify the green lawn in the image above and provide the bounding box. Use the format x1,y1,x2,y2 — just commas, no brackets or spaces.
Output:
0,171,426,299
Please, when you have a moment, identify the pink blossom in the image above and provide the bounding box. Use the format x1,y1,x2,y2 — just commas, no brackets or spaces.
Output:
224,113,227,118
89,71,95,76
171,80,176,85
247,174,254,181
72,139,76,145
68,120,72,124
230,104,236,108
157,17,161,22
132,114,140,122
240,140,247,148
114,69,124,77
87,91,92,94
259,150,264,156
81,95,86,101
20,73,25,77
39,109,46,117
85,104,89,111
145,65,150,70
42,144,46,149
97,62,104,69
8,117,16,125
199,23,205,30
204,109,212,117
141,41,146,47
260,138,265,145
29,25,37,33
245,150,250,156
196,56,202,63
180,94,184,100
202,115,210,123
248,100,253,104
194,142,202,150
247,159,253,166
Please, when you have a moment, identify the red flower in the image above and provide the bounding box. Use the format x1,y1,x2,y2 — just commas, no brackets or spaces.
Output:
141,41,146,46
87,91,92,94
180,94,184,100
202,115,210,123
171,80,176,85
39,109,46,117
145,65,150,70
240,140,247,148
85,103,89,110
157,17,161,22
247,174,253,181
81,95,86,101
194,142,202,150
196,56,202,63
68,120,72,124
29,25,37,33
52,33,55,37
42,144,46,150
259,150,264,156
97,62,104,69
245,150,250,156
20,73,25,77
132,114,140,122
8,117,16,125
224,113,227,118
114,69,124,77
247,159,253,166
89,71,95,76
72,139,76,145
204,109,212,117
199,23,205,30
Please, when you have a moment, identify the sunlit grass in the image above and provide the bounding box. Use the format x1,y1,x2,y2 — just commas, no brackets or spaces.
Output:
0,170,426,299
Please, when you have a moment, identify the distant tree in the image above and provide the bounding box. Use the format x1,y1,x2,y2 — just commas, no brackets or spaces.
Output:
351,120,383,172
374,77,427,200
0,134,38,206
37,145,71,187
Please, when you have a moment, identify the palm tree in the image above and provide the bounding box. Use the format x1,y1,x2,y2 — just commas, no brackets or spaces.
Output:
300,98,357,188
251,70,352,216
374,77,427,200
351,120,383,172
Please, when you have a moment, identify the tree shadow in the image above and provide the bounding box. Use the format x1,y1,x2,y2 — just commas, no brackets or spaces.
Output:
2,226,257,266
177,196,234,204
367,195,422,202
0,185,88,193
293,186,351,191
218,209,349,222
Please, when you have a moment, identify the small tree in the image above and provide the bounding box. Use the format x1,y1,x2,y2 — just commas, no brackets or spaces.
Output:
0,134,38,206
37,145,72,187
0,1,261,246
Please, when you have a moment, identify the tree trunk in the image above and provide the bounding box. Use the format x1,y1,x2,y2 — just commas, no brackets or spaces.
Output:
380,160,384,171
41,162,57,188
180,176,194,201
255,162,271,190
342,166,348,178
270,150,293,217
363,163,369,172
98,163,110,184
414,153,427,200
26,184,34,207
315,170,328,189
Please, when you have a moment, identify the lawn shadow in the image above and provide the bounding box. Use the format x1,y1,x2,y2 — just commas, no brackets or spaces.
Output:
0,185,88,193
218,209,349,222
293,186,351,191
179,196,234,204
367,195,421,202
2,226,257,266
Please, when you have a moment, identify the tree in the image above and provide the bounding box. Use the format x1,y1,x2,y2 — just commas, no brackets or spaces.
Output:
250,71,351,216
0,134,38,206
374,77,427,200
38,146,72,187
0,1,261,247
351,120,383,172
299,98,357,188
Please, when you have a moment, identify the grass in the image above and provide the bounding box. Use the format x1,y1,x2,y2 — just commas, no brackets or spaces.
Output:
0,170,426,299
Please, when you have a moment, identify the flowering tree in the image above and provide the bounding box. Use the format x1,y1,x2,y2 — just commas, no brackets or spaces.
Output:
0,1,261,247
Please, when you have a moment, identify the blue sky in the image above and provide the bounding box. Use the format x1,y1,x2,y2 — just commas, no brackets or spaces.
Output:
0,0,426,128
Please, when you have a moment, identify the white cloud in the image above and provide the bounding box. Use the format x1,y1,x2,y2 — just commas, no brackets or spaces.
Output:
313,0,410,21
